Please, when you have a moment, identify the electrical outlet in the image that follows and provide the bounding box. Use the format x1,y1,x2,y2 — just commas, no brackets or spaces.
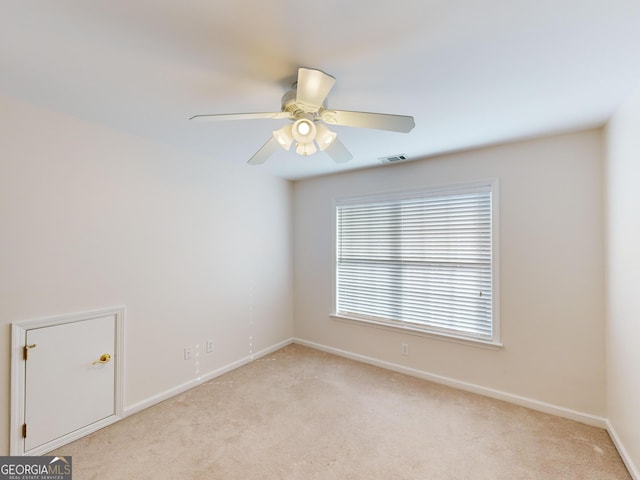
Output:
184,346,193,360
401,343,409,356
205,339,214,353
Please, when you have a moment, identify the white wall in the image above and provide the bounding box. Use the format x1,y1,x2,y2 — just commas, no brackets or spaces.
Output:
0,95,293,455
293,130,606,418
2,89,623,461
605,84,640,477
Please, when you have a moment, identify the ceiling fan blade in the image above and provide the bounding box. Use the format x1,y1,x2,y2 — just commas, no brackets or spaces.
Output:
248,136,280,165
325,138,353,164
296,68,336,112
190,112,293,122
320,110,415,133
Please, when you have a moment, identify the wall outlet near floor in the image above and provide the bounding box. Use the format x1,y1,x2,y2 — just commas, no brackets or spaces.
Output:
184,346,193,360
401,343,409,355
205,339,214,353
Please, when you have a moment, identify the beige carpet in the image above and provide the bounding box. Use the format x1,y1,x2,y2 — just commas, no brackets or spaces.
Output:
50,344,630,479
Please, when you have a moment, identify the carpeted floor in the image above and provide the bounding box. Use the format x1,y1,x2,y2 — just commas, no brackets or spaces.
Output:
50,344,630,479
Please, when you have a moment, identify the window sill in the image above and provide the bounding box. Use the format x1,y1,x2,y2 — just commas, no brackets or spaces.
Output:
330,313,503,351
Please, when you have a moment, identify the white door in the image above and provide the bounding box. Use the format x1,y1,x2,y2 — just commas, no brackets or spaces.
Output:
23,314,116,452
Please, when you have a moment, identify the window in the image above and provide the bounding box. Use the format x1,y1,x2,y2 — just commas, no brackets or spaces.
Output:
334,182,499,345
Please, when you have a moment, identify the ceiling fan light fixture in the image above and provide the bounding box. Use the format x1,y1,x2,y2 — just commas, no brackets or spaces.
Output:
273,124,294,150
296,121,310,135
315,122,337,151
292,118,317,144
295,142,317,156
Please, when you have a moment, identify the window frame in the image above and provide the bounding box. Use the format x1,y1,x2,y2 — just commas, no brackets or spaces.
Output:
331,180,501,348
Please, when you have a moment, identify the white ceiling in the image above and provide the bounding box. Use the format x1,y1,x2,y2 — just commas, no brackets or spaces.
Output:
2,1,640,180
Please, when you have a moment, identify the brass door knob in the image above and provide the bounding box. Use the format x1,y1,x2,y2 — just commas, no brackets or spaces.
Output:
93,353,111,365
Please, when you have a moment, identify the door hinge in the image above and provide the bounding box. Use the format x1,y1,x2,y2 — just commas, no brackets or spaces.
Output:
22,423,27,438
23,344,36,360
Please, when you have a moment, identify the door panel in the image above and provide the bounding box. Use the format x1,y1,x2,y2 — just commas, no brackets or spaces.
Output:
24,314,116,452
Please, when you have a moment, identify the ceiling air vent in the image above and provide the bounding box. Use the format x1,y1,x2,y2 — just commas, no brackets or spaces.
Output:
379,154,408,164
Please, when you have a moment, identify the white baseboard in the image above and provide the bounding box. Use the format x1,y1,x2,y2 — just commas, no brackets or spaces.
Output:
607,420,639,480
124,338,294,417
293,338,607,429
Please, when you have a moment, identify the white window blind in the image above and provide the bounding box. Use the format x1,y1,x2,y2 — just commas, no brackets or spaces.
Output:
335,185,496,342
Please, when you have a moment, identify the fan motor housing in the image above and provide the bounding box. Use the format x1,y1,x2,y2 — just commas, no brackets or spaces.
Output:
281,90,320,117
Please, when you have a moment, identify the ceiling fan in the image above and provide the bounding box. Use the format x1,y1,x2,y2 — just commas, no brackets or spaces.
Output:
190,67,415,165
